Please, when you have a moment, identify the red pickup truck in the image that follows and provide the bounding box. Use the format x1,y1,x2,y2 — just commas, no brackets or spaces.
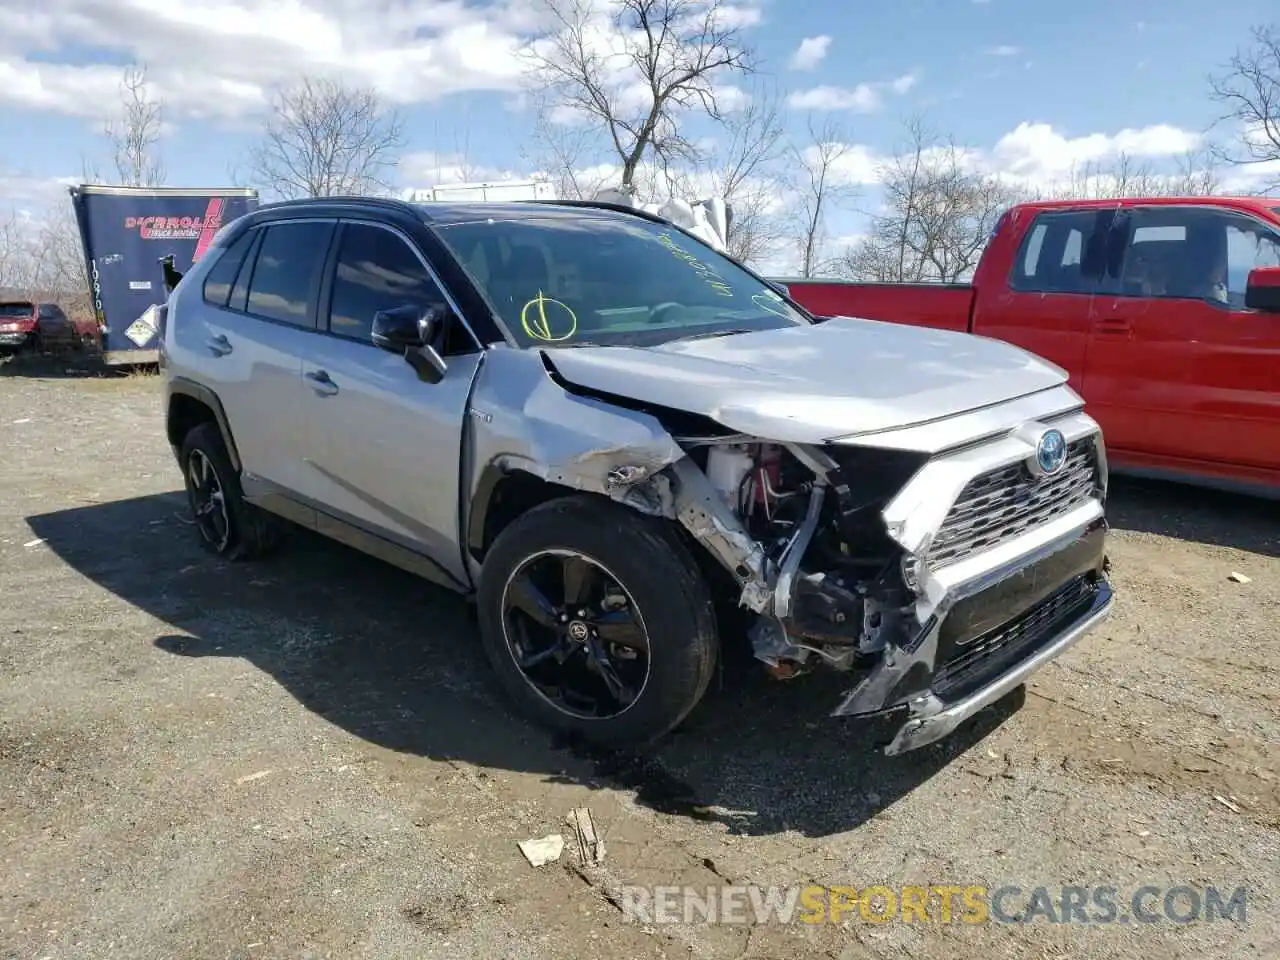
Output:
778,197,1280,498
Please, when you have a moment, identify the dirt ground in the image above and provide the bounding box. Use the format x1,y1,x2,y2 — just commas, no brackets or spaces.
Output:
1,364,1277,960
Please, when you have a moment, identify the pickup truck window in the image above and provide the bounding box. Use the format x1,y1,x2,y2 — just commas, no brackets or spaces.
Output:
435,215,810,348
1011,210,1103,294
0,303,34,317
1110,207,1280,307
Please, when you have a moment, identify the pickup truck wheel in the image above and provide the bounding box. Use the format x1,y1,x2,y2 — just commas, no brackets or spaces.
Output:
179,423,278,561
477,495,718,748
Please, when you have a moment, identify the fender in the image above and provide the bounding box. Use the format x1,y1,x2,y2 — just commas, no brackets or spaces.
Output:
166,376,242,471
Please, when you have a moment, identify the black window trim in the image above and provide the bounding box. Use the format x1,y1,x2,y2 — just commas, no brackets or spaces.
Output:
1101,204,1280,309
1008,207,1115,295
317,216,483,354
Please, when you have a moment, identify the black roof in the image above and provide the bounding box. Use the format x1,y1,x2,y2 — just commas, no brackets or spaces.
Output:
254,195,669,229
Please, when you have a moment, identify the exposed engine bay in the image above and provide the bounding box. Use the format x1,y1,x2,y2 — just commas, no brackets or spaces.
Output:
664,436,914,681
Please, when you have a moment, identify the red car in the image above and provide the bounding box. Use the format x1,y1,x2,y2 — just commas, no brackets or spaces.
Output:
779,196,1280,498
0,300,100,359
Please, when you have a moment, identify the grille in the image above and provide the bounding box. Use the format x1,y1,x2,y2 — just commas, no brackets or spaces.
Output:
928,439,1099,568
933,575,1097,701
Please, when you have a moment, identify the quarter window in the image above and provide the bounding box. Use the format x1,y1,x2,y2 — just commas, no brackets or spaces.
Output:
202,229,257,308
244,221,334,327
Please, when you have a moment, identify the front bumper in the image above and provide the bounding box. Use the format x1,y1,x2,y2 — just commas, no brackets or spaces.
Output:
882,576,1113,754
832,512,1113,755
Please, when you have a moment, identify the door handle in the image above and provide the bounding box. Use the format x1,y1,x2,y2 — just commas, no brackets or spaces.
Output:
205,334,232,356
305,369,339,396
1093,317,1132,337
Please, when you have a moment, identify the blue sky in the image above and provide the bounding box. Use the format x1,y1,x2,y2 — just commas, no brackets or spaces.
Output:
1,0,1277,263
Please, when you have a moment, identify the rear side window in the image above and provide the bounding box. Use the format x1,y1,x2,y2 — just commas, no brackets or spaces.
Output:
1010,211,1106,294
202,230,257,308
244,221,334,328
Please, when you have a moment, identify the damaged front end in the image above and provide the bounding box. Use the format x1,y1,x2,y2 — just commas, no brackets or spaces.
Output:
653,418,1114,756
467,348,1114,755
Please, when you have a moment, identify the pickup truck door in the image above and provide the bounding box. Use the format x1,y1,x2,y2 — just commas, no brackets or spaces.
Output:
972,205,1116,395
297,219,484,586
1084,205,1280,475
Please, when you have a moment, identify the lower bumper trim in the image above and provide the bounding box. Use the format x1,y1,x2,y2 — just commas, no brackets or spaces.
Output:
882,578,1114,756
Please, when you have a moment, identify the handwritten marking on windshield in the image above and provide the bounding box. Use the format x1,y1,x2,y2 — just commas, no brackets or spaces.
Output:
657,232,734,297
521,292,578,342
751,292,793,320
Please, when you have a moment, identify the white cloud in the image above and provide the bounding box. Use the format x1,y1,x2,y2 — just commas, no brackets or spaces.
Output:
788,36,831,71
788,73,916,112
984,45,1020,57
0,0,767,122
987,121,1203,185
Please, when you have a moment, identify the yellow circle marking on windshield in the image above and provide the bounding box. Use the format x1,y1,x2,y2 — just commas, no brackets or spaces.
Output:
752,292,792,320
521,291,578,342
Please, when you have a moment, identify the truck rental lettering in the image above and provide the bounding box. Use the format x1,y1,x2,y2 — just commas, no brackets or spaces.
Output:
124,197,226,261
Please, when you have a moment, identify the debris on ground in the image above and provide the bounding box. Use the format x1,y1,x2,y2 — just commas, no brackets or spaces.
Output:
518,834,565,867
1228,571,1252,584
1213,795,1242,813
567,807,606,865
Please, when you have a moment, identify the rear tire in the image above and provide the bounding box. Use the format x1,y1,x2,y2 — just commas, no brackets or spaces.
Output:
179,422,277,560
477,494,719,748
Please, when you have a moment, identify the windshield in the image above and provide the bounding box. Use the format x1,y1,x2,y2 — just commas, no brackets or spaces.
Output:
0,303,34,318
434,215,810,348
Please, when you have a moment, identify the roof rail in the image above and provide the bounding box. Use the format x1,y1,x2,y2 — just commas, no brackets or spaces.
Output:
522,198,676,228
262,195,419,215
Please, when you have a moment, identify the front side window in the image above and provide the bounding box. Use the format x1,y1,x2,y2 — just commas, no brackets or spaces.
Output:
244,220,334,327
1226,220,1280,302
326,223,451,343
1112,207,1280,308
434,215,809,348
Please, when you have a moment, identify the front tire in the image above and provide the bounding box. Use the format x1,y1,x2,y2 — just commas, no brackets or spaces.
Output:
179,422,277,560
477,494,719,748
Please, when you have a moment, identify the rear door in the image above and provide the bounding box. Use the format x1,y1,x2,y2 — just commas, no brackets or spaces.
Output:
1084,205,1280,473
297,219,484,584
194,218,336,499
971,205,1116,393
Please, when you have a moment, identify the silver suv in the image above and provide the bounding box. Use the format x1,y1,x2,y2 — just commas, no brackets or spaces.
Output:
161,197,1115,754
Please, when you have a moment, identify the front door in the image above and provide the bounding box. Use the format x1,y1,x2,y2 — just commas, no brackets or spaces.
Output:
299,219,484,585
971,204,1116,394
1084,205,1280,475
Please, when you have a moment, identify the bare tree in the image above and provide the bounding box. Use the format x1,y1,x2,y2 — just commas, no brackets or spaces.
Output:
108,65,165,186
790,118,853,278
248,77,405,199
841,118,1019,282
1209,24,1280,189
81,65,166,186
691,86,788,265
525,0,752,194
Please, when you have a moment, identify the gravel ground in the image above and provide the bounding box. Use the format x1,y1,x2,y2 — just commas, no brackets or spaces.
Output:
1,364,1277,960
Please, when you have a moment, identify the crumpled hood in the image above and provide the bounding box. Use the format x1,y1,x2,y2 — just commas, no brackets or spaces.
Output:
542,316,1069,444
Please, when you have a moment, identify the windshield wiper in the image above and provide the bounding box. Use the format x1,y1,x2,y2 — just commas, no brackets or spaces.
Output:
674,327,755,343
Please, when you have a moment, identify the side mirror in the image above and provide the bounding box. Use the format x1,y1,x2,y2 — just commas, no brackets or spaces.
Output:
371,303,449,384
1245,265,1280,312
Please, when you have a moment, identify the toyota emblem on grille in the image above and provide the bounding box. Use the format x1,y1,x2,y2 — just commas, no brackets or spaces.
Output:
1030,428,1067,478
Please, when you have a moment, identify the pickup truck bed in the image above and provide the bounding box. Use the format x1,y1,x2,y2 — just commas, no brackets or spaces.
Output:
772,281,976,334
